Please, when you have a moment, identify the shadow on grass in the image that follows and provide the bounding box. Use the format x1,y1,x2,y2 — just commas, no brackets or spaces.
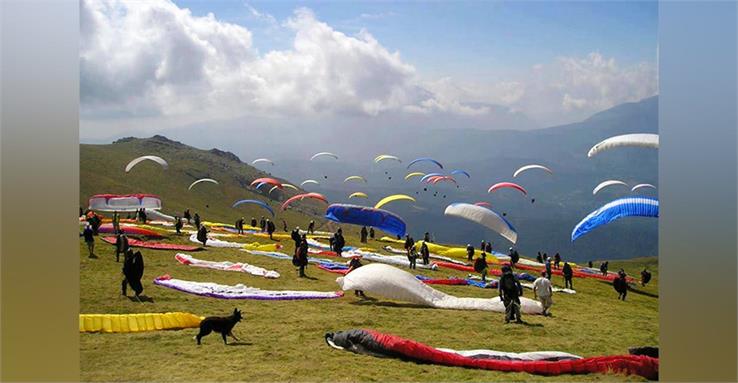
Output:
226,341,253,347
597,281,659,298
350,300,432,310
127,295,155,303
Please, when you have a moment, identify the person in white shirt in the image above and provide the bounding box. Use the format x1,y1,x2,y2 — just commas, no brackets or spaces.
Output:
532,271,554,316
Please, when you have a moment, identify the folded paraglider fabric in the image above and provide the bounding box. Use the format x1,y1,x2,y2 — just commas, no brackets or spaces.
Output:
175,253,279,278
325,329,658,380
336,264,543,314
98,223,163,238
101,236,202,251
79,312,203,333
154,275,343,300
188,234,281,251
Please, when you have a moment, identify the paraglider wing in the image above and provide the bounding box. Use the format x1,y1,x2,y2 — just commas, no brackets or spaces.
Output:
268,185,280,195
343,176,367,183
487,182,528,196
631,183,657,192
125,155,168,173
187,178,219,191
404,172,426,180
419,173,445,183
513,164,553,178
251,158,274,166
325,204,407,237
310,152,339,161
281,193,328,210
300,179,320,187
473,202,492,208
450,169,471,178
232,199,275,217
593,180,629,195
250,178,283,189
432,176,457,185
282,183,299,191
89,194,162,212
407,157,444,170
374,194,416,210
348,192,369,199
444,203,517,244
374,155,402,163
587,134,659,158
571,197,658,241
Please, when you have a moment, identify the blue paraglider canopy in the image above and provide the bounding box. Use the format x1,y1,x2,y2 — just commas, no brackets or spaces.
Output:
325,204,407,237
571,197,658,241
232,199,275,217
407,157,444,170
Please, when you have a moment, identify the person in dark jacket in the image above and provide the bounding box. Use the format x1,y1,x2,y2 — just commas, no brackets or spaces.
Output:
193,213,201,229
115,230,129,262
360,226,368,243
545,257,552,280
112,211,121,234
420,242,430,265
466,244,475,262
266,219,275,240
588,260,593,268
423,232,430,242
235,217,245,234
536,252,543,264
474,252,488,282
562,262,574,289
87,212,102,235
183,209,192,224
291,227,302,248
554,253,561,270
369,227,375,240
641,268,652,287
403,235,415,254
138,208,147,224
407,247,418,270
614,269,628,300
174,216,183,234
259,216,266,232
485,241,492,254
347,257,366,297
308,220,315,234
122,250,144,300
480,240,486,252
295,235,309,277
509,247,520,267
197,225,208,246
250,217,257,228
282,219,288,232
333,229,345,256
80,224,96,258
499,265,524,324
600,261,609,276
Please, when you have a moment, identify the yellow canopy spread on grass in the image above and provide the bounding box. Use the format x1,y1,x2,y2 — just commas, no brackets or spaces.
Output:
80,312,204,333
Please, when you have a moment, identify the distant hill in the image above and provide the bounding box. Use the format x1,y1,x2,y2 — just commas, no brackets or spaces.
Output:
80,135,330,231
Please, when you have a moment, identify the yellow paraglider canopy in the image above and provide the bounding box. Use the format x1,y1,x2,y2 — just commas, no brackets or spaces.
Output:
374,194,416,210
349,192,369,199
404,172,426,180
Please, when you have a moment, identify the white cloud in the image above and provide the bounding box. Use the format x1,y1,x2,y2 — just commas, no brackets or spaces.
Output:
80,0,657,133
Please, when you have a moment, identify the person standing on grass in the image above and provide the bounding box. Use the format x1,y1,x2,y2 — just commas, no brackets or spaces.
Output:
533,271,554,316
407,247,418,270
369,227,375,240
360,226,368,243
404,235,415,257
485,241,492,254
282,219,288,232
115,230,129,263
347,256,367,297
174,216,183,234
112,211,121,234
121,249,144,301
600,261,609,276
509,247,520,268
545,257,552,280
420,241,430,265
499,265,523,324
193,213,201,230
295,235,309,277
250,217,257,229
266,219,275,240
641,268,652,287
183,209,191,224
259,216,266,232
614,269,628,301
480,240,486,252
554,253,561,270
466,244,475,262
474,252,489,282
536,252,543,264
81,224,96,258
424,232,430,242
291,227,302,248
308,220,315,234
333,228,346,256
562,262,574,289
235,217,244,235
197,224,208,246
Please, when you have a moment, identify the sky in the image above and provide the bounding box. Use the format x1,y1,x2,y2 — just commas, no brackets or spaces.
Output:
80,0,658,143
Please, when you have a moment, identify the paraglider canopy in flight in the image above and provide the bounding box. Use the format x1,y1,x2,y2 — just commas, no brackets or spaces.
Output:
587,134,659,158
325,204,407,237
571,197,658,241
125,155,168,173
281,193,328,211
251,178,283,189
407,157,444,170
300,179,320,187
348,192,368,199
513,164,553,178
592,180,629,195
488,182,528,196
631,183,656,192
404,172,426,180
251,158,274,166
419,173,445,183
343,176,367,183
282,183,299,191
311,152,339,161
450,169,471,178
374,154,402,163
444,203,517,244
188,178,219,191
374,194,416,210
232,199,275,217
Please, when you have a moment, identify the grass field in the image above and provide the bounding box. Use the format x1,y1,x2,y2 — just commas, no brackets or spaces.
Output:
79,225,658,382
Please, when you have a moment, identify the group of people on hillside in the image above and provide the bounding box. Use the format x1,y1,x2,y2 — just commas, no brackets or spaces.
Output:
402,234,430,270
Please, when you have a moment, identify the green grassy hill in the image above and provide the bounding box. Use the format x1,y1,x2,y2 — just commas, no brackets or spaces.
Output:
81,135,334,232
79,137,658,382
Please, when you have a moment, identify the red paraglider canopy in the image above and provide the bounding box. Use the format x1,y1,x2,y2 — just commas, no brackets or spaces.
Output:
250,178,283,189
281,193,328,210
487,182,528,196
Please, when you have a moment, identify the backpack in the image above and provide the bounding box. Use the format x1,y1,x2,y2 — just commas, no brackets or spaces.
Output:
473,258,486,273
501,273,518,295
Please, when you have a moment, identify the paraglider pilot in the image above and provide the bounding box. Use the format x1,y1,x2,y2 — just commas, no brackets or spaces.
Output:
122,249,144,301
499,265,524,324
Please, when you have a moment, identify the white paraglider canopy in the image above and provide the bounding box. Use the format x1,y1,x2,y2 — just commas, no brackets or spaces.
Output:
444,203,517,244
587,134,659,158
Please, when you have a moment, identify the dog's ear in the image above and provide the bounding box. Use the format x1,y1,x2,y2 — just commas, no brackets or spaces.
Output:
234,308,239,315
